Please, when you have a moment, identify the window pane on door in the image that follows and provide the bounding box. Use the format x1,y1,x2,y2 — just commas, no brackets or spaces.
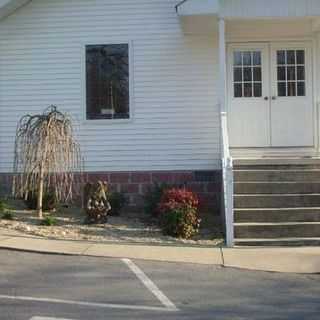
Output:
277,51,286,65
297,82,305,96
288,82,296,96
278,82,286,97
244,83,253,97
276,49,306,97
233,50,262,98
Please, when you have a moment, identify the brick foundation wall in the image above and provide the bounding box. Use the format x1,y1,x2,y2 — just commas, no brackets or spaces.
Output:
0,170,222,215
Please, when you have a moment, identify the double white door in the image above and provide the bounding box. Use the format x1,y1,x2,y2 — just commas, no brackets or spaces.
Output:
228,42,313,148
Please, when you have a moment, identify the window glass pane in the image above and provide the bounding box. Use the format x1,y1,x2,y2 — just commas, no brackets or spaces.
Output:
278,82,286,97
86,44,129,120
234,52,242,66
277,67,286,81
253,67,261,81
287,66,296,81
243,83,253,97
297,66,305,81
234,83,242,97
287,82,296,96
297,82,305,96
296,50,305,64
243,67,252,81
286,50,296,64
277,51,286,65
243,52,252,66
234,68,242,82
253,52,261,65
253,83,262,97
276,49,306,97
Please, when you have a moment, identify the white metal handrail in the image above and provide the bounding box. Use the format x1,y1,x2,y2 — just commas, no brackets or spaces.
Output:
220,110,234,247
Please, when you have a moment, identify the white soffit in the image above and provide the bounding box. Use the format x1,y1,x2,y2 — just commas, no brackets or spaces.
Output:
176,0,220,17
0,0,30,20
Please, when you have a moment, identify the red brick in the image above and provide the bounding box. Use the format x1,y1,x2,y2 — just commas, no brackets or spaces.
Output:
172,172,194,183
131,172,151,183
151,172,173,183
87,173,109,182
206,183,221,193
110,172,130,183
140,183,153,194
188,182,205,193
120,183,139,194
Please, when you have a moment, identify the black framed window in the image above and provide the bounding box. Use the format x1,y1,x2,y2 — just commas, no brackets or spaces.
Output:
86,44,129,120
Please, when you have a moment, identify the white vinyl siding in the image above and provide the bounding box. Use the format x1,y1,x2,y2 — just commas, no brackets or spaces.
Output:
0,0,220,172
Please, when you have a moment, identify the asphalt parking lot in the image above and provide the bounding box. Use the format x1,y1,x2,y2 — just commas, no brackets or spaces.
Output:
0,249,319,320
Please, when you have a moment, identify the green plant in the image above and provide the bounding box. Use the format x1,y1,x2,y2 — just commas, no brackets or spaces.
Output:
144,183,168,217
158,188,201,239
1,211,14,221
108,192,127,216
25,191,57,212
0,199,8,213
40,216,57,226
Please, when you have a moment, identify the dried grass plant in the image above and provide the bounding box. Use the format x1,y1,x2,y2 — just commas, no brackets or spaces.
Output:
13,106,84,218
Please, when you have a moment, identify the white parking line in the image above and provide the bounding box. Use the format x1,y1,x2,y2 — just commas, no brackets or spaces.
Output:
0,294,175,312
122,258,179,312
31,317,73,320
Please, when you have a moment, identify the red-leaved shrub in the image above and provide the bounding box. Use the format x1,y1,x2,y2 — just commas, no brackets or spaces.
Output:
158,188,201,239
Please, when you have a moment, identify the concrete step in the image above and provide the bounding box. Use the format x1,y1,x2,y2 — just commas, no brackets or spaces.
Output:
234,194,320,208
234,165,320,170
234,222,320,238
234,182,320,194
234,170,320,182
233,158,320,167
234,207,320,223
234,237,320,246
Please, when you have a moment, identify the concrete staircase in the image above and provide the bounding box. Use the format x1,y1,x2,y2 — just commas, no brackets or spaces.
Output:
233,159,320,246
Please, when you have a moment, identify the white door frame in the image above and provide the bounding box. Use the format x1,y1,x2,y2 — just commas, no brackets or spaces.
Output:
227,39,318,158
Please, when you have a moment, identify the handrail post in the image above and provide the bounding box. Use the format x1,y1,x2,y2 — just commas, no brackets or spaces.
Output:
219,17,234,247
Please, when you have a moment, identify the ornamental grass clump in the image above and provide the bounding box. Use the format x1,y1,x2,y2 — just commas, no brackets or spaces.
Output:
158,188,201,239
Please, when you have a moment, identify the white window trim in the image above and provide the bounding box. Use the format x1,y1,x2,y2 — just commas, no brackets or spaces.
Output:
81,40,134,125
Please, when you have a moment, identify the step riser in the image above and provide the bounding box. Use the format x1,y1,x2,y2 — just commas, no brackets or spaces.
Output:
235,224,320,238
234,182,320,194
234,195,320,208
234,171,320,182
234,239,320,246
235,210,320,223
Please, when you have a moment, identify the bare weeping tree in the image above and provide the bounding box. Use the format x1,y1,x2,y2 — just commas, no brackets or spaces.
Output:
13,106,83,218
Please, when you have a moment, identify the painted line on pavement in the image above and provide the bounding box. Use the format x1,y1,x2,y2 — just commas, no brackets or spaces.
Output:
31,317,74,320
122,258,179,312
0,294,176,312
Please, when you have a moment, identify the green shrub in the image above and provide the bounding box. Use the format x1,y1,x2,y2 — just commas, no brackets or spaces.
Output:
0,199,9,213
158,188,201,239
1,211,14,221
40,216,57,226
25,191,57,211
144,183,168,217
108,192,127,216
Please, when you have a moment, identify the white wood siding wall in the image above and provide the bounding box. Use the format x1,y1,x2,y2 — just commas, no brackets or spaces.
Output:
0,0,220,173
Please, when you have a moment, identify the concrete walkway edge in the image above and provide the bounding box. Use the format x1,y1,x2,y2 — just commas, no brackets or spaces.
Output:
0,233,319,274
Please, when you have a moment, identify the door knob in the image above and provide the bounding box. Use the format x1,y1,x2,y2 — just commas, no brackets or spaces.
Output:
272,96,276,100
264,96,269,100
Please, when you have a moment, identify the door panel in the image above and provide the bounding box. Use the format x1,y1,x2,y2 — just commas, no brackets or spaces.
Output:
228,43,270,147
270,43,314,147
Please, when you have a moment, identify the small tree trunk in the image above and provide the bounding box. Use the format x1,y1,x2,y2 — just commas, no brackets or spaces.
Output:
37,162,44,219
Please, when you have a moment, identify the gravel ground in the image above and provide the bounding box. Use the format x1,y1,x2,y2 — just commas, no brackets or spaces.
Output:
0,200,223,246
